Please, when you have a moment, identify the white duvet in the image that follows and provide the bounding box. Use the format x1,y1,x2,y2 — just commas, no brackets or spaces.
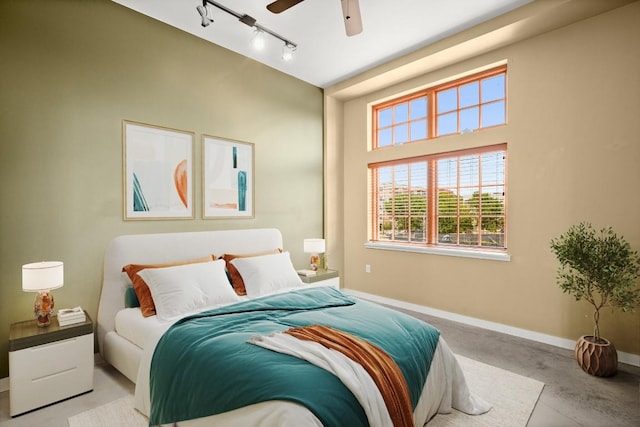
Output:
133,316,491,427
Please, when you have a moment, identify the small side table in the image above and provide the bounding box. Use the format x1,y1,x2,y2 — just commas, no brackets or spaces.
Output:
9,312,94,416
299,269,340,289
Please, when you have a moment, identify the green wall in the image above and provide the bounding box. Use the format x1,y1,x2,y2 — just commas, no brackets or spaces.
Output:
0,0,324,378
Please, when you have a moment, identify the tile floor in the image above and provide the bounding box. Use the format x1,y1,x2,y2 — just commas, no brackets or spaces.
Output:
0,306,638,426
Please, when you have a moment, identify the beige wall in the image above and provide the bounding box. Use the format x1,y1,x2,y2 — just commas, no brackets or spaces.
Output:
327,2,640,357
0,0,323,378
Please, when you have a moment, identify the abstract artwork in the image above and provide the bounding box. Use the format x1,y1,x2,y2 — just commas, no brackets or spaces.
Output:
202,135,254,219
123,120,195,220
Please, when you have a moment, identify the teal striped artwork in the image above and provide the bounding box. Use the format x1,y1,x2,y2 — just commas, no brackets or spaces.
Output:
202,135,253,218
133,173,150,212
238,170,247,211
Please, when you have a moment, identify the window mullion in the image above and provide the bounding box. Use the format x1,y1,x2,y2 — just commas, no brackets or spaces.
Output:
477,155,483,247
372,168,378,240
391,166,396,241
478,79,483,130
373,106,378,149
427,159,436,245
456,87,461,134
428,91,436,139
407,166,412,242
456,156,461,246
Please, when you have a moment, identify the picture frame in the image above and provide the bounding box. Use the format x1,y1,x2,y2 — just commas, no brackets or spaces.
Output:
202,135,254,219
123,120,195,220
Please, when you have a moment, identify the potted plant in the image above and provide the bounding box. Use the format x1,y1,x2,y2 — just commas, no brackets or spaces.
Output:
550,222,640,377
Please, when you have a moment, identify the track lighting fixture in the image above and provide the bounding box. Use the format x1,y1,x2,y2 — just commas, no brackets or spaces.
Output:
196,0,297,60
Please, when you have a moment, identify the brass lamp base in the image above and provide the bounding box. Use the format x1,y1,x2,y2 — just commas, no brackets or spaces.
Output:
34,291,55,327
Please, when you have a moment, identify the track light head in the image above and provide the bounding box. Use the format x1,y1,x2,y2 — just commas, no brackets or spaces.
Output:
251,28,266,51
282,43,296,61
196,4,213,27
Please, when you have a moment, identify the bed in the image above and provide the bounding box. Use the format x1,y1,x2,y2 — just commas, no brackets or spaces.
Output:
97,228,490,426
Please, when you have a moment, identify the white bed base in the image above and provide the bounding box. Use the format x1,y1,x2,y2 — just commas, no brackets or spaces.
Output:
97,228,284,383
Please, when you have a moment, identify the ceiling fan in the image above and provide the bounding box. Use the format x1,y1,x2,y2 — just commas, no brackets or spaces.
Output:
266,0,363,37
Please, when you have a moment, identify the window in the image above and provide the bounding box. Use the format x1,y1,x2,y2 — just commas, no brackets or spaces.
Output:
369,144,507,251
373,65,506,148
368,65,508,256
375,95,428,147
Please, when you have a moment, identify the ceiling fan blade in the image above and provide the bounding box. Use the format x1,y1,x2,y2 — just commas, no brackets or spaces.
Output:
341,0,363,37
267,0,305,14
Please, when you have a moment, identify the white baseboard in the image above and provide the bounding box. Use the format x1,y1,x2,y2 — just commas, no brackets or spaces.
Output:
343,288,640,368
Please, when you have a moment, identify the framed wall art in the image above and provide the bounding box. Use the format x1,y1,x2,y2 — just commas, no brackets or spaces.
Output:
123,120,195,220
202,135,254,219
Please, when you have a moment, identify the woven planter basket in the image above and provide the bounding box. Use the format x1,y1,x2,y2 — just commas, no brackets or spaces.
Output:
575,335,618,377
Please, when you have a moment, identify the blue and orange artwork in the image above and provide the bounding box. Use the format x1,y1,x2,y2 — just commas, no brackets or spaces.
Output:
125,121,193,219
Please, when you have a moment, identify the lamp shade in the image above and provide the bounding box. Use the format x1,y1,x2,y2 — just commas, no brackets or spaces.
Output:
303,238,325,254
22,261,64,292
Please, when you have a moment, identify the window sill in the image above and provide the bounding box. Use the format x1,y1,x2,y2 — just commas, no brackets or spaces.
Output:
364,242,511,262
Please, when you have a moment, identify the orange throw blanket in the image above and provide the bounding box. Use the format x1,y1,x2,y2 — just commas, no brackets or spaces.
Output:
285,324,414,427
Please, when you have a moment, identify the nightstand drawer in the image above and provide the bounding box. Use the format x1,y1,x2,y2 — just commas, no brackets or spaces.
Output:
9,333,93,416
11,334,91,379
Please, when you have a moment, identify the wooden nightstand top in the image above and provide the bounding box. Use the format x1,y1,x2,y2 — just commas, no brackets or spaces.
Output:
299,269,339,284
9,311,93,351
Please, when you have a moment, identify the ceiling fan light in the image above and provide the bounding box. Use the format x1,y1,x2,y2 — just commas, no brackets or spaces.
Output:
251,28,266,50
282,43,296,61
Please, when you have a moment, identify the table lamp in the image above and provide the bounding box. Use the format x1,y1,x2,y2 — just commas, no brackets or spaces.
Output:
303,238,326,271
22,261,64,327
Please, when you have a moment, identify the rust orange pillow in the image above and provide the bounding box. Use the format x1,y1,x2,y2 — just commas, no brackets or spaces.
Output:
221,249,282,296
122,255,215,317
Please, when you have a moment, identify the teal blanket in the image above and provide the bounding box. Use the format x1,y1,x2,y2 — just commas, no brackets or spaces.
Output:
149,287,440,426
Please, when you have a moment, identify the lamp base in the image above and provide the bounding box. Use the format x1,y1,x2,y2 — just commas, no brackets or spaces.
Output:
309,254,320,271
34,291,55,327
309,253,328,271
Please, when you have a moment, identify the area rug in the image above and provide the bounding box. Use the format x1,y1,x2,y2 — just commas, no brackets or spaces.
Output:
68,355,543,427
428,355,544,426
68,395,144,427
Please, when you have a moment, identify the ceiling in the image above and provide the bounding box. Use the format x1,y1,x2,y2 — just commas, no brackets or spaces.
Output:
112,0,533,88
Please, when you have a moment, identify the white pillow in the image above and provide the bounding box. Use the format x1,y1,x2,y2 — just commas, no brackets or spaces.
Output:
137,259,239,321
230,251,303,297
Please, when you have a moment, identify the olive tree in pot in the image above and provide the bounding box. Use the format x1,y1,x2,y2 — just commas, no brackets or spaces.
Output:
550,222,640,377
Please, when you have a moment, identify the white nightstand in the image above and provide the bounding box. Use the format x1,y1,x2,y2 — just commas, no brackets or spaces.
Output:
299,269,340,289
9,312,94,416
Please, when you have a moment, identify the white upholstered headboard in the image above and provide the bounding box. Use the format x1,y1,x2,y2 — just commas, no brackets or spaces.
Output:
97,228,283,353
